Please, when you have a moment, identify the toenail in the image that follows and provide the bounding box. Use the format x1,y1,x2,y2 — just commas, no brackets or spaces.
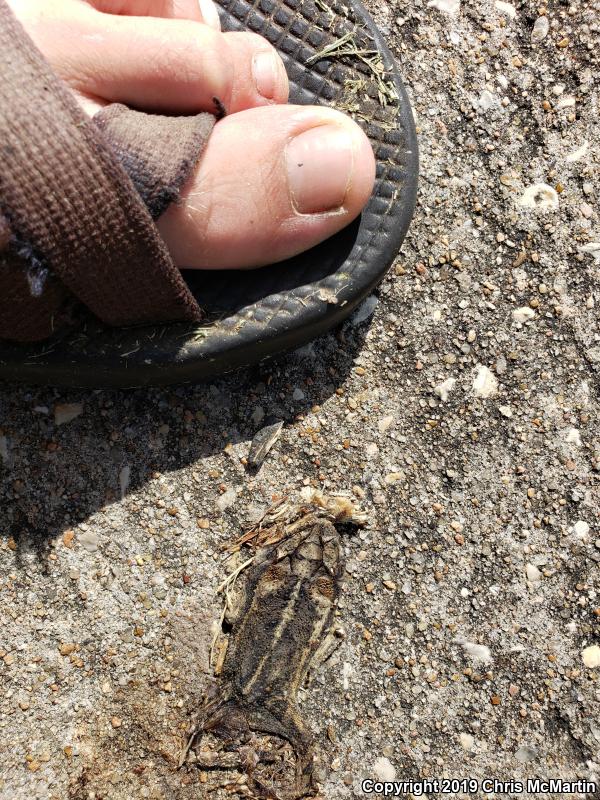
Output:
285,124,354,215
198,0,221,30
252,50,281,100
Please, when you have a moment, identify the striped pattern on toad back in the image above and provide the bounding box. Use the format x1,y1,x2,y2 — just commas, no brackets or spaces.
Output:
185,513,343,798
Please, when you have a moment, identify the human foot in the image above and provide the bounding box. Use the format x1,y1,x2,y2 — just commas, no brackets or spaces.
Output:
10,0,376,269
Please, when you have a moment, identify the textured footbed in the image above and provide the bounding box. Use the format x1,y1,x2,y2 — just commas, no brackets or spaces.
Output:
0,0,418,388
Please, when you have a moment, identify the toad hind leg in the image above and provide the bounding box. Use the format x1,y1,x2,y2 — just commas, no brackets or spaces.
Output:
240,704,316,798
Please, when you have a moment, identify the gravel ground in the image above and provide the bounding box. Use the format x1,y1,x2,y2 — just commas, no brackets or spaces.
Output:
1,0,599,798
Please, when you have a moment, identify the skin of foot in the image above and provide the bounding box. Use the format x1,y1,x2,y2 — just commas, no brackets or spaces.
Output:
9,0,376,269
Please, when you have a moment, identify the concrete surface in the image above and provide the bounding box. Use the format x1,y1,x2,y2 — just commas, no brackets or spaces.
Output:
1,0,599,798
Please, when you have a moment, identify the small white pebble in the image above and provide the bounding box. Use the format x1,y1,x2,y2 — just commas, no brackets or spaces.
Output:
459,640,493,663
365,442,379,458
373,757,396,782
342,662,353,691
526,563,542,583
515,744,537,763
384,471,405,485
216,488,237,512
79,531,99,553
513,307,536,323
459,733,474,750
573,520,590,538
472,365,498,398
495,0,516,17
378,415,395,433
428,0,460,12
582,645,600,669
434,377,456,402
578,243,600,263
555,95,575,110
474,89,497,114
519,184,558,210
531,15,549,42
565,428,581,446
566,140,589,163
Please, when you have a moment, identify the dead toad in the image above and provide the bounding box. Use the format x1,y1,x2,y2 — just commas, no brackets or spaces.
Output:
180,506,353,798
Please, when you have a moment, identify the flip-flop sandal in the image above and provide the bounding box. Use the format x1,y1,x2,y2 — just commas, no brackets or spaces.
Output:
0,0,417,389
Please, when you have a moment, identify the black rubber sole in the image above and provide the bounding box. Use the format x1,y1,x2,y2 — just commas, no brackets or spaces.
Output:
0,0,418,388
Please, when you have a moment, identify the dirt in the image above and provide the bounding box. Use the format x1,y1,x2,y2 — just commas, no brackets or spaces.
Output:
1,0,599,798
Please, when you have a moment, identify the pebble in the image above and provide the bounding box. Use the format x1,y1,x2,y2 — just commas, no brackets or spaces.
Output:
79,531,99,553
459,733,474,750
526,563,542,582
460,641,493,663
573,521,589,538
54,403,84,426
556,95,575,110
565,428,581,446
378,415,395,433
292,388,305,402
472,365,498,398
531,15,549,43
566,141,589,163
578,243,600,263
495,0,516,16
247,418,284,467
385,472,405,485
474,89,497,114
428,0,460,13
350,295,378,326
498,405,513,418
518,184,559,210
434,377,456,402
342,662,352,691
216,487,237,512
582,645,600,669
373,756,396,782
513,307,535,323
251,406,265,426
515,744,538,763
365,443,379,459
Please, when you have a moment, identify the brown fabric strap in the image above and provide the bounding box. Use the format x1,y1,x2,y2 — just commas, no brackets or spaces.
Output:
94,104,215,221
0,254,71,341
0,0,214,342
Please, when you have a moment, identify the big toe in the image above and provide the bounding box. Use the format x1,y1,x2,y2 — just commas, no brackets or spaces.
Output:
157,104,376,269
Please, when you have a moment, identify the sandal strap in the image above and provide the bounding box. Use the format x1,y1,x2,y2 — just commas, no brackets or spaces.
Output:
0,0,213,342
94,104,215,221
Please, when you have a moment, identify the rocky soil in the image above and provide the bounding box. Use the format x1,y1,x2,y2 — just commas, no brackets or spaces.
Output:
1,0,599,798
